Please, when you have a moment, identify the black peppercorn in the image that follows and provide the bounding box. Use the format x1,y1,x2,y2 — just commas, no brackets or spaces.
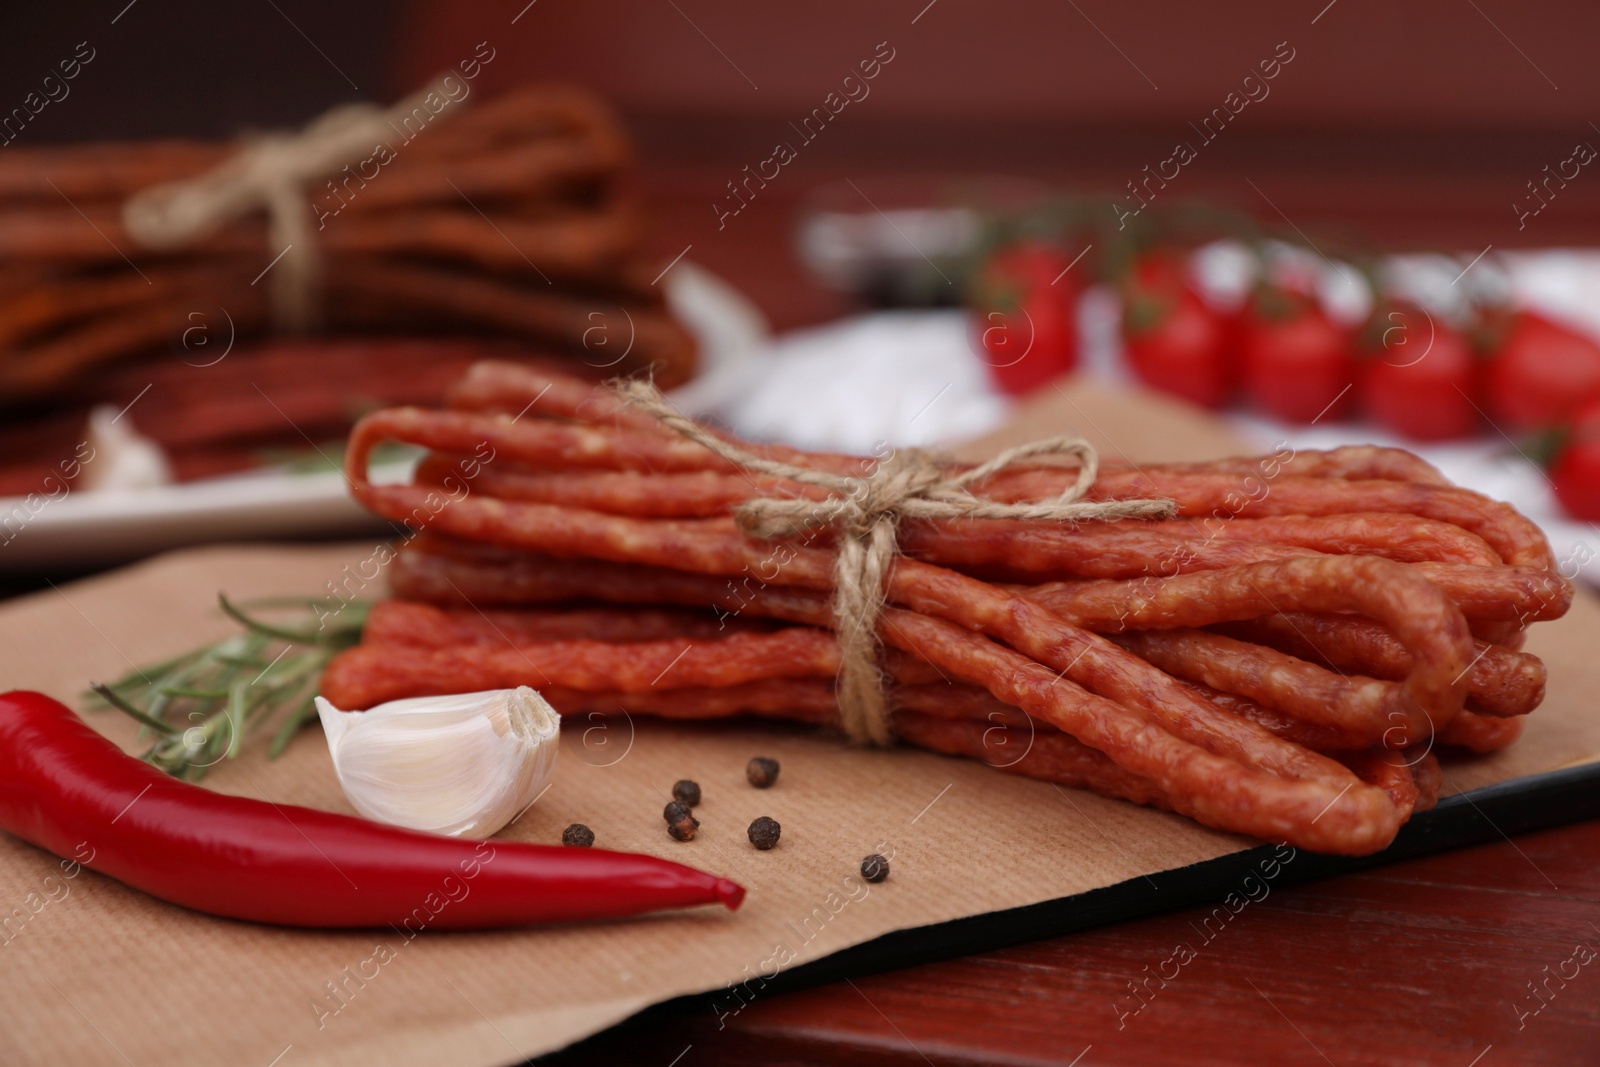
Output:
667,812,700,842
747,816,781,850
561,823,595,848
746,756,780,789
860,854,889,883
663,800,693,823
672,779,701,807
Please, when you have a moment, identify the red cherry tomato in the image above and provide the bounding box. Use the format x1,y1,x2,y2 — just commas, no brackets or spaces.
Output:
1550,396,1600,521
971,240,1080,395
1120,252,1233,409
1240,290,1353,423
1483,309,1600,432
1355,302,1481,441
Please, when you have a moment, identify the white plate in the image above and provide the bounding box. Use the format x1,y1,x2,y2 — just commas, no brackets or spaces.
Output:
0,263,768,570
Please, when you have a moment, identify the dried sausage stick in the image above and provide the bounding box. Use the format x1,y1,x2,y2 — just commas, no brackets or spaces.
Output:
1216,614,1544,718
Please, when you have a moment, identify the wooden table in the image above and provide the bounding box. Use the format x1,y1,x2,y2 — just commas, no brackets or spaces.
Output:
545,149,1600,1066
549,819,1600,1066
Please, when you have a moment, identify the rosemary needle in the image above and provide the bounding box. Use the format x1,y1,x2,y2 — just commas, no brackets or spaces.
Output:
85,594,369,780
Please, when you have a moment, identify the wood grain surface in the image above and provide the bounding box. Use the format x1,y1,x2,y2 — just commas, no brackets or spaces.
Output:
548,819,1600,1066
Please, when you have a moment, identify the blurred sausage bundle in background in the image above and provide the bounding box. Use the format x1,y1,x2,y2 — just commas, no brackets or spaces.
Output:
0,81,698,494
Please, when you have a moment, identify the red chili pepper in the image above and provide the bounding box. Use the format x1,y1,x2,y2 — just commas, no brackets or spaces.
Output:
0,690,744,928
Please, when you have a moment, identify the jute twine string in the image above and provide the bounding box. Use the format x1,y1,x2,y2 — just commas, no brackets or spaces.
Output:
617,379,1178,746
122,74,460,333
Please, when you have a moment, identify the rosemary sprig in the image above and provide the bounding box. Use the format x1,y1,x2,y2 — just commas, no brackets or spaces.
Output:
86,594,368,781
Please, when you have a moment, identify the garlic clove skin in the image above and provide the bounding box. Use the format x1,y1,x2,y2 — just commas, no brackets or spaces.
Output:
314,687,559,839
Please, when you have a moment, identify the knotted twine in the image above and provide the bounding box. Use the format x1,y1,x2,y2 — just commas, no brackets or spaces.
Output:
122,74,461,333
617,379,1178,747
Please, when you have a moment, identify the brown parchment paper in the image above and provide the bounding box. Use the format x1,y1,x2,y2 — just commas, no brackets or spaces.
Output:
2,380,1597,1067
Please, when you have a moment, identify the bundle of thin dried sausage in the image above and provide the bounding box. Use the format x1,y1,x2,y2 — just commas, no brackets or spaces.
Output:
0,83,698,491
327,360,1572,855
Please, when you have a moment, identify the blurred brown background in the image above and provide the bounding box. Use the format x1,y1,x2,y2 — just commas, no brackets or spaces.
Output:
7,0,1600,331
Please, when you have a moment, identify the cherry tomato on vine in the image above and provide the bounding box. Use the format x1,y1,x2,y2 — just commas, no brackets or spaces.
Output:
1120,251,1233,409
1481,309,1600,432
1549,395,1600,521
1239,288,1353,424
1355,301,1480,441
970,240,1080,395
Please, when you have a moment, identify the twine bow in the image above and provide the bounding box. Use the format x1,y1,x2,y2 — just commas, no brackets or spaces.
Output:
617,380,1178,747
122,75,460,332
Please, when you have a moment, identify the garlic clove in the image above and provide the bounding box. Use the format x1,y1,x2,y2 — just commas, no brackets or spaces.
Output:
314,687,559,839
80,404,173,491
